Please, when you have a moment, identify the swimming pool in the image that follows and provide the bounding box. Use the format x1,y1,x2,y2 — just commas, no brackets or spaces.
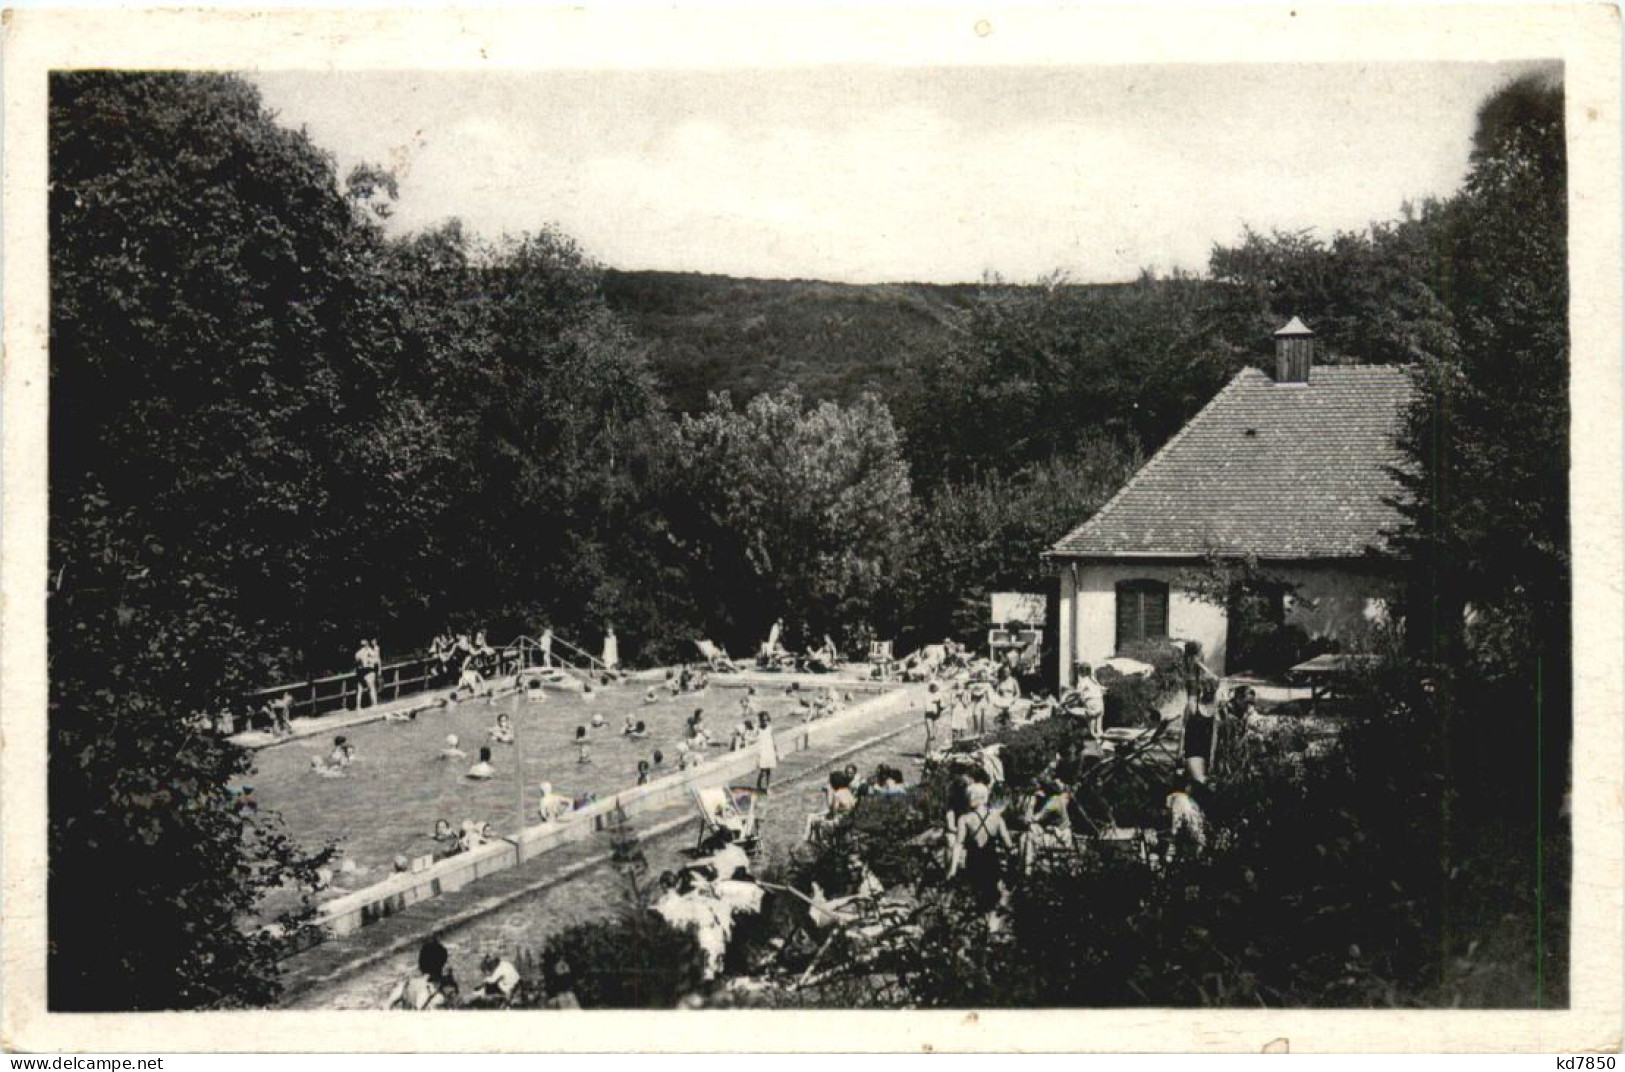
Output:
248,680,816,876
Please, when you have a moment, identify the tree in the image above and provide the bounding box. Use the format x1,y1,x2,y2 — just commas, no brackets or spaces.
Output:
1389,73,1569,800
661,389,914,651
901,439,1139,649
898,272,1219,489
48,71,367,1006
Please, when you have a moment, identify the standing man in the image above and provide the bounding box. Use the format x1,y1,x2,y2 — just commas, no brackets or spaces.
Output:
539,626,554,668
602,624,619,672
353,638,374,710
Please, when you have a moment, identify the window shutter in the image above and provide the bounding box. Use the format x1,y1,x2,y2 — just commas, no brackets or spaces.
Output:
1145,584,1169,639
1115,579,1171,650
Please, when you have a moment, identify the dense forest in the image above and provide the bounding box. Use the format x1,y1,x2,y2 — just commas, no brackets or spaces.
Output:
47,70,1567,1009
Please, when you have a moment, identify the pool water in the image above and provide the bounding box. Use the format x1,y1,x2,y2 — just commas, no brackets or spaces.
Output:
248,680,813,875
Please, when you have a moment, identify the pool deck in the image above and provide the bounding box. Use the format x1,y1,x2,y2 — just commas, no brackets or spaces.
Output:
230,663,887,752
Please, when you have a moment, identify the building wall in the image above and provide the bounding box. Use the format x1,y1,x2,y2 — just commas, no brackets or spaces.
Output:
1055,559,1398,687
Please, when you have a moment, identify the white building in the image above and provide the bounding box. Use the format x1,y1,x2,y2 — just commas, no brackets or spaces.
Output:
1045,318,1416,684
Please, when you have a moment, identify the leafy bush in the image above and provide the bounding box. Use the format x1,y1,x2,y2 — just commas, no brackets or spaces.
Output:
1093,637,1184,726
992,718,1077,787
536,910,706,1009
1101,675,1161,728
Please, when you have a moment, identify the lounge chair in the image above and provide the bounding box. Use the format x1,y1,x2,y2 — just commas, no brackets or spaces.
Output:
691,783,763,855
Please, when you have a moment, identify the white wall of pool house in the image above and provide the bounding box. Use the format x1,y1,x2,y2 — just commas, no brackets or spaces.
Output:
1055,559,1400,687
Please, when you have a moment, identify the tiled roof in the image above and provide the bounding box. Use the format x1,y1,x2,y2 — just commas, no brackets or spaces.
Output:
1049,365,1417,560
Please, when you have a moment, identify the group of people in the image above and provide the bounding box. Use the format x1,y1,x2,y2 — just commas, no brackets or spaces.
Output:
753,617,843,674
428,630,505,700
893,638,975,683
803,763,907,842
385,934,578,1011
652,829,763,978
657,664,713,697
920,663,1027,759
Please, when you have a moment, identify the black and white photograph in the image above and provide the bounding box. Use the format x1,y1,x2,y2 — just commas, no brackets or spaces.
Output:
2,3,1619,1055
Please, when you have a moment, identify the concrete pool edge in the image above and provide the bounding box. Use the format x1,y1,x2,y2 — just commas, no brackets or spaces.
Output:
279,700,928,1006
307,682,924,943
232,667,889,752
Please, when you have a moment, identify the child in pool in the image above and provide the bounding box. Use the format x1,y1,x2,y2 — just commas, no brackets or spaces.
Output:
637,759,652,786
629,720,649,740
309,755,345,778
621,714,637,736
575,726,591,764
590,711,607,730
467,746,496,780
440,734,467,761
688,719,713,750
644,686,660,705
581,683,596,703
488,714,515,745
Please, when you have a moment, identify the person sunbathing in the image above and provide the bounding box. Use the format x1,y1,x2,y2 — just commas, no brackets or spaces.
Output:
488,714,515,745
696,828,752,882
804,770,858,842
1021,778,1074,874
440,734,467,761
467,746,496,780
469,953,521,1008
537,782,573,822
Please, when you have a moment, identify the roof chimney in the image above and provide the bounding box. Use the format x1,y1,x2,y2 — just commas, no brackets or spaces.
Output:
1273,316,1314,383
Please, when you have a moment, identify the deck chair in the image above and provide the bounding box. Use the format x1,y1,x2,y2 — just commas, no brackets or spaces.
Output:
692,784,763,855
694,639,742,673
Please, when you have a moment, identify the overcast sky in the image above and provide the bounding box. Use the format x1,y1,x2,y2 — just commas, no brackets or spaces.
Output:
252,62,1554,285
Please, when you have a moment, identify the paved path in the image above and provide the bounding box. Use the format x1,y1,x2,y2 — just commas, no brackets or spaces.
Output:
279,687,928,1009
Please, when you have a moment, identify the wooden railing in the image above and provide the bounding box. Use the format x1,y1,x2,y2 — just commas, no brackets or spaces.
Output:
234,642,530,732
